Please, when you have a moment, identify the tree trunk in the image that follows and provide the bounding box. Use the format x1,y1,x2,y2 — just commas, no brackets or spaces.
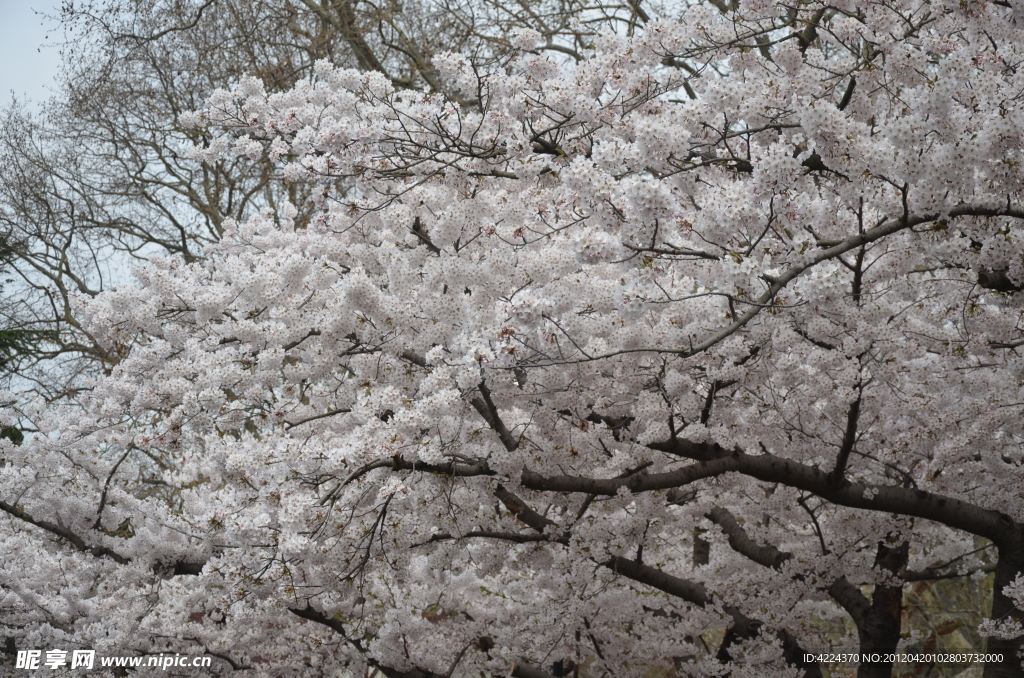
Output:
856,540,909,678
984,528,1024,678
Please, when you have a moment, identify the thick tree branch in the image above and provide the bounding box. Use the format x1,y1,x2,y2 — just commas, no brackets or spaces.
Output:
531,440,1018,549
706,506,872,631
829,389,862,485
706,505,910,678
495,487,821,677
0,499,129,564
510,661,558,678
706,506,792,570
0,500,205,577
470,379,519,452
494,484,563,538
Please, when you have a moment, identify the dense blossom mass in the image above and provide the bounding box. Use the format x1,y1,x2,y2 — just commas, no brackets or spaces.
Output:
3,1,1024,677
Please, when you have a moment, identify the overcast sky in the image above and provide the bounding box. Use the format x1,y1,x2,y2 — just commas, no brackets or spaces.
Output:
0,1,63,108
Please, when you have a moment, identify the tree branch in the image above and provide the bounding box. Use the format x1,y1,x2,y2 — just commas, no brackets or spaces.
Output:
529,440,1018,549
706,506,791,570
470,379,519,452
672,204,1024,361
0,499,129,564
828,389,862,485
510,661,558,678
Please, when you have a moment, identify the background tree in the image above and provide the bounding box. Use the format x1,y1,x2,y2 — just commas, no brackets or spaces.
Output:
0,0,647,398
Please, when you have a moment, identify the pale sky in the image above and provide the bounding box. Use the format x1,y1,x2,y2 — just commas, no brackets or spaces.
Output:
0,1,63,108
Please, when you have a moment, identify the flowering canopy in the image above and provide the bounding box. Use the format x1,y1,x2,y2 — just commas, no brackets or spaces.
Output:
3,1,1024,677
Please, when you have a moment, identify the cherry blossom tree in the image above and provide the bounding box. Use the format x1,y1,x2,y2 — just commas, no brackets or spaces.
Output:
3,1,1024,677
0,0,645,401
